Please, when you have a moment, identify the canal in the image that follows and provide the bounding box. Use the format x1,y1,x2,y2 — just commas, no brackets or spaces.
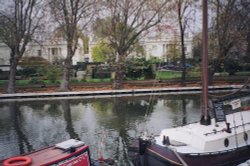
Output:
0,93,201,165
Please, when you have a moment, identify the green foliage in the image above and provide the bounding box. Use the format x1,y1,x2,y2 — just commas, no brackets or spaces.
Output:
224,58,240,75
192,33,202,63
71,79,79,83
79,34,89,54
46,66,62,83
92,18,110,38
125,58,154,80
18,56,51,78
235,71,250,76
167,42,181,62
74,62,87,70
29,77,44,84
84,78,111,83
241,63,250,71
19,56,50,67
17,67,37,77
92,65,111,79
21,65,62,84
52,56,64,65
92,40,115,63
148,56,163,64
92,17,141,60
144,65,154,79
186,71,201,77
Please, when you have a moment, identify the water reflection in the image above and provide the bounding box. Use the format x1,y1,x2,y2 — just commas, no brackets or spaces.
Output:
0,94,201,164
9,101,33,154
61,100,80,140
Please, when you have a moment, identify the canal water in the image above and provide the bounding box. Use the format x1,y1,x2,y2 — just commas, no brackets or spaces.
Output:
0,94,201,165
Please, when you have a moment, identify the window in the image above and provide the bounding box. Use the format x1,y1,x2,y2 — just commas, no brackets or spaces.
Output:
84,57,89,62
51,48,58,56
152,45,157,49
0,58,4,65
37,50,42,57
184,46,187,52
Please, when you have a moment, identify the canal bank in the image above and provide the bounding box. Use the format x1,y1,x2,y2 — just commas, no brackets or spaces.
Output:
0,84,246,100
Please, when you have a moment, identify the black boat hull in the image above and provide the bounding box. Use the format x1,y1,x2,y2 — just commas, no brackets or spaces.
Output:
129,140,250,166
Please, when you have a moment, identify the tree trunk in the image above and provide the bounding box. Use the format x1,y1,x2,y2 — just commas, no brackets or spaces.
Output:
7,56,18,94
246,28,250,62
61,100,79,139
208,58,222,85
59,41,75,92
59,57,72,92
177,0,187,86
112,52,125,90
112,63,123,89
180,31,186,86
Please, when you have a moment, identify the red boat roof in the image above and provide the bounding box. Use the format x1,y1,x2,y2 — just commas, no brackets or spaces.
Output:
2,140,91,166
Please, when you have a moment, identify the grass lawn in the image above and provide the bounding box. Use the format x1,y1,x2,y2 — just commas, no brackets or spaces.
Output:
0,80,6,85
156,71,182,79
0,80,30,86
187,71,201,77
83,78,112,83
235,71,250,76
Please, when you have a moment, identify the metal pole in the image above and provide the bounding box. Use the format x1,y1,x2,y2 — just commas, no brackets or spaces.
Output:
200,0,211,125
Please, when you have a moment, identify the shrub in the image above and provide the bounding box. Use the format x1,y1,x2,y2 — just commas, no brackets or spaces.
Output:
224,59,240,75
46,66,62,83
92,66,111,79
242,63,250,71
125,58,154,80
29,77,44,84
17,67,37,77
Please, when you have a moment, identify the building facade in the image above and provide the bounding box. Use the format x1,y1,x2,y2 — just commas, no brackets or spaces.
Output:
0,37,86,71
88,26,194,62
141,26,193,62
0,27,194,72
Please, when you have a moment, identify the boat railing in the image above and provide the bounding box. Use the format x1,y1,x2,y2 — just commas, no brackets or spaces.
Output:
187,148,236,156
204,122,250,136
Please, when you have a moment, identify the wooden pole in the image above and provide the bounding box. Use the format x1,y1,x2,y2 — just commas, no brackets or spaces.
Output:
200,0,211,125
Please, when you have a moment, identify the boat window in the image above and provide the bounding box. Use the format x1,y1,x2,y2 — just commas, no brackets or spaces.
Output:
224,138,229,147
244,133,248,141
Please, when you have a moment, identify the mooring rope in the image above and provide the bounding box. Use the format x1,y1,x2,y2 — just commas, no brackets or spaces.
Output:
239,110,248,145
232,112,239,149
171,148,189,166
143,63,163,130
209,77,250,99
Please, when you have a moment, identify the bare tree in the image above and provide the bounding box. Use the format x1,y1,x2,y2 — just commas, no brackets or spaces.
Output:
93,0,169,89
49,0,96,92
209,0,249,76
0,0,45,93
237,0,250,63
169,0,195,85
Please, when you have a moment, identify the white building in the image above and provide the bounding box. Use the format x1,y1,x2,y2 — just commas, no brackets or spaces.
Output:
23,38,85,65
0,26,194,71
141,26,193,62
0,37,86,71
0,43,11,67
88,25,194,62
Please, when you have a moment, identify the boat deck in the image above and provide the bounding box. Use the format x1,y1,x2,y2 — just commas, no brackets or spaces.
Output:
155,110,250,154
